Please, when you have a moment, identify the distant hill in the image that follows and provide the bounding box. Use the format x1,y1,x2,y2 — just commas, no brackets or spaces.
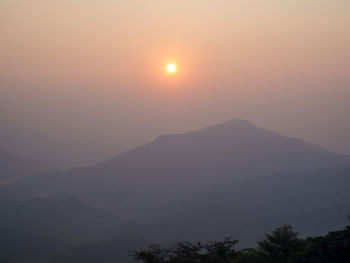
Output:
0,227,65,263
0,149,31,183
47,165,350,262
2,120,350,262
0,148,52,184
0,197,123,244
6,119,350,217
141,165,350,247
48,238,148,263
52,223,350,263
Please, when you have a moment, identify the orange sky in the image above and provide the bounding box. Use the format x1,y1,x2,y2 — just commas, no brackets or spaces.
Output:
1,0,350,168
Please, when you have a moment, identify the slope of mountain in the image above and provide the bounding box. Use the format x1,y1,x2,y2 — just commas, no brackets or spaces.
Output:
141,165,350,247
48,223,350,263
48,238,148,263
0,227,65,263
42,164,350,262
6,165,346,263
0,149,33,183
0,197,123,244
6,119,350,217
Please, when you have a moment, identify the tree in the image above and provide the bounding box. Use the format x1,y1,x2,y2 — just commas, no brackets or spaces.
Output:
257,224,303,263
134,221,350,263
134,238,240,263
237,248,268,263
301,224,350,263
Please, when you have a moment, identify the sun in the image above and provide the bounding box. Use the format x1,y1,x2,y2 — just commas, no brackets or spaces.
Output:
166,63,176,73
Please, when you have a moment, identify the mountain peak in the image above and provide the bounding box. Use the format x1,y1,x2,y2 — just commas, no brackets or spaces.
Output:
7,119,350,213
200,119,257,132
213,118,255,127
153,119,257,142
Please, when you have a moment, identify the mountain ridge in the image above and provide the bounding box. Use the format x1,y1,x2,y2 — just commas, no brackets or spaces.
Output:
5,119,350,216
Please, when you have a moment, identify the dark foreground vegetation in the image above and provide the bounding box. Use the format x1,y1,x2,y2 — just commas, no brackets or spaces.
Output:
134,223,350,263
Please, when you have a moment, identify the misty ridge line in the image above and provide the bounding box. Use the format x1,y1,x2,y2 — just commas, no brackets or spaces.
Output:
95,118,341,169
5,118,349,208
1,118,350,263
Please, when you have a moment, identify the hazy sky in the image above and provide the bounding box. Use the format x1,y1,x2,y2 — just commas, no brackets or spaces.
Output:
1,0,350,168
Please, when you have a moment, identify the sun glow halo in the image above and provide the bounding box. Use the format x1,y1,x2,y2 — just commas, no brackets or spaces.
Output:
166,63,176,73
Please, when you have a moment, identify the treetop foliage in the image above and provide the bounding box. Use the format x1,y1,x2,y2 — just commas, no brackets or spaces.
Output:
134,223,350,263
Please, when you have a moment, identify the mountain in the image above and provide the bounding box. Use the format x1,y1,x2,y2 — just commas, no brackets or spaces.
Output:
45,165,350,262
48,238,148,263
6,119,349,217
2,120,350,262
0,227,65,263
0,148,52,184
0,197,123,244
2,166,347,263
142,165,350,247
0,149,34,183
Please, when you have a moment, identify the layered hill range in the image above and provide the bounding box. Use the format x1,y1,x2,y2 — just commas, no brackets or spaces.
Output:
0,149,47,184
6,119,349,219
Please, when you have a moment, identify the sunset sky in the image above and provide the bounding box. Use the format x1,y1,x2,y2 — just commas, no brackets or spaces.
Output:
1,0,350,168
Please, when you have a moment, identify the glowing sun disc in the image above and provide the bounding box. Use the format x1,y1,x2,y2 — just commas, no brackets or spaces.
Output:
166,63,176,73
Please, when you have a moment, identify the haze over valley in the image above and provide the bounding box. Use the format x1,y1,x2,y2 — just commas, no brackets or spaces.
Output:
1,1,350,262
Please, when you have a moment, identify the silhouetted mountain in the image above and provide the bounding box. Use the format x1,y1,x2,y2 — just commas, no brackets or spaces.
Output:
6,120,349,217
0,149,35,183
0,197,122,243
0,227,65,263
41,166,350,263
2,120,350,262
141,165,350,247
46,214,350,263
48,238,148,263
